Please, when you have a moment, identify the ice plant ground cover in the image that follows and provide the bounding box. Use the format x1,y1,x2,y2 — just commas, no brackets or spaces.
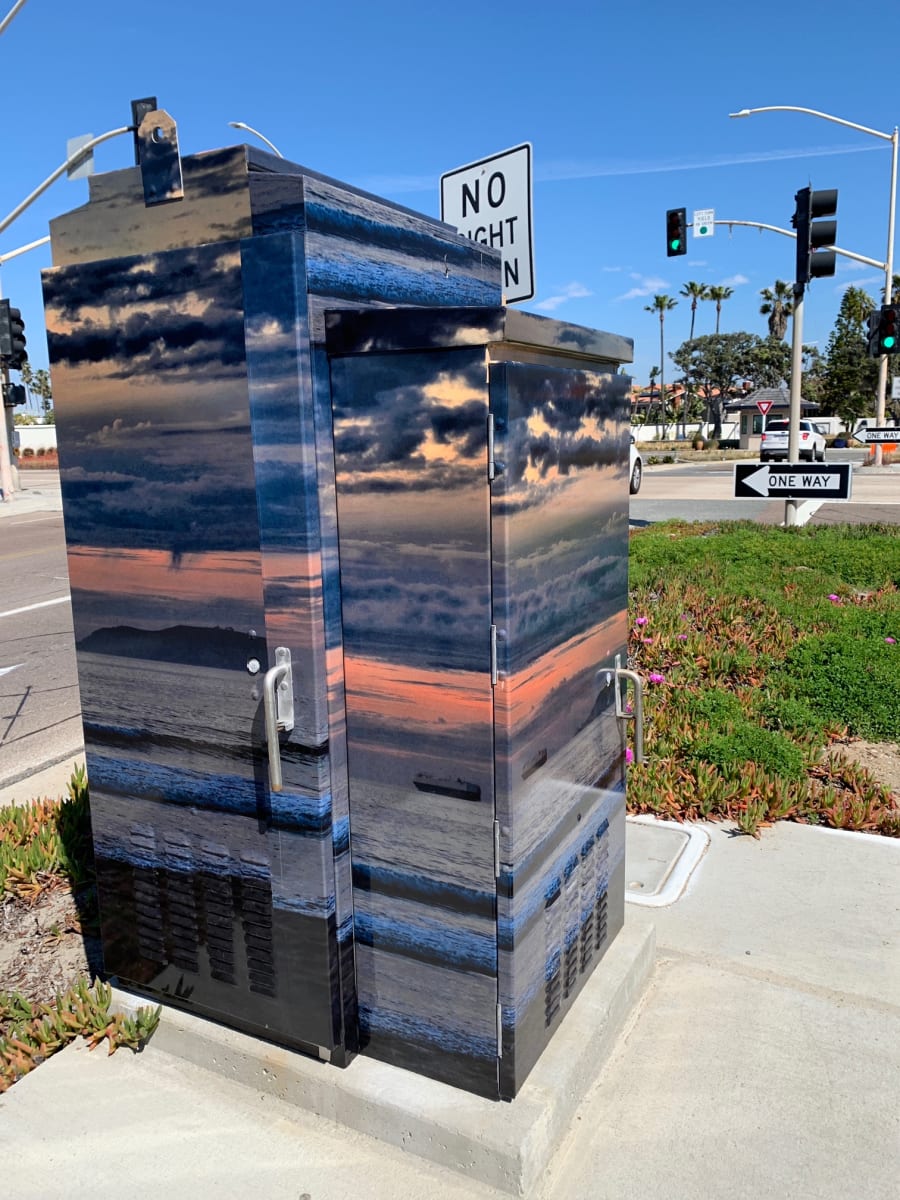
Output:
626,522,900,837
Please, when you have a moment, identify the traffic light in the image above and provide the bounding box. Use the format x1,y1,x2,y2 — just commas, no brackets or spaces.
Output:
869,304,900,356
867,309,882,357
2,383,26,408
0,299,27,369
666,207,687,257
793,187,837,285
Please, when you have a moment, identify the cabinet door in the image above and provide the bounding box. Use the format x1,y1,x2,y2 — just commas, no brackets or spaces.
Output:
330,344,500,1098
44,240,338,1052
489,360,631,1098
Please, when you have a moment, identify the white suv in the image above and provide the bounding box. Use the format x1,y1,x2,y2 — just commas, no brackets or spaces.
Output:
760,419,826,463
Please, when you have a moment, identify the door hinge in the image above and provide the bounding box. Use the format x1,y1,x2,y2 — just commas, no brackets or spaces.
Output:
493,819,501,878
496,1002,503,1057
487,413,495,481
490,624,498,686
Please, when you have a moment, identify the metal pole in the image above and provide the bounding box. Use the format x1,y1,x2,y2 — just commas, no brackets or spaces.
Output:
228,122,284,158
874,127,898,468
0,363,14,501
0,0,28,37
785,283,805,527
0,127,132,239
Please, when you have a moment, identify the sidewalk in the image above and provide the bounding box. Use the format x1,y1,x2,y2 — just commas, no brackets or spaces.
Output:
2,819,897,1199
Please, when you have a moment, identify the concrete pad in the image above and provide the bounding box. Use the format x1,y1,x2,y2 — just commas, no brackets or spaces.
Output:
0,750,84,809
108,920,656,1196
624,821,900,1008
625,816,709,906
0,1039,509,1200
538,956,900,1200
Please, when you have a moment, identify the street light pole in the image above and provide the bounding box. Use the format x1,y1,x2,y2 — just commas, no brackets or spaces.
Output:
730,105,898,466
228,122,284,158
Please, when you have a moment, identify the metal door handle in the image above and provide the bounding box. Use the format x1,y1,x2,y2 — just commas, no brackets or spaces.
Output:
263,647,294,793
614,667,644,765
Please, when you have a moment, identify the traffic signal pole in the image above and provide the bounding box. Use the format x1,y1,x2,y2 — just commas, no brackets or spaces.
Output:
785,283,805,528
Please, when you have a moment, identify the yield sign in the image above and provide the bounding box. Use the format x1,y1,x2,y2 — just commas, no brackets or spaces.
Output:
756,399,773,417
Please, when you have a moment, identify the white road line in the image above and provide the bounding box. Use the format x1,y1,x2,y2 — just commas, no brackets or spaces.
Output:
0,596,69,620
0,662,24,677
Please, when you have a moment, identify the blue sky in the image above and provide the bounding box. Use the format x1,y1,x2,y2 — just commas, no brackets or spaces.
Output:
1,0,897,388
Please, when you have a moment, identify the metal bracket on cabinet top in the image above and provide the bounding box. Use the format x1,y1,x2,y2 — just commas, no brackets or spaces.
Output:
136,108,184,206
263,647,294,793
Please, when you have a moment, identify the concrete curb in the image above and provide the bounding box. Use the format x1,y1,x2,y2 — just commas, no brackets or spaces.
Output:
112,919,656,1196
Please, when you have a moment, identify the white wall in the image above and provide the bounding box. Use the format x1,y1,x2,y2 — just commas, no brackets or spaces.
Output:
14,423,57,455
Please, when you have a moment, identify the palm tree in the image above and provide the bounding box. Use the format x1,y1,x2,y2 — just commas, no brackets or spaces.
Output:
706,285,734,335
644,294,678,436
679,281,709,341
759,280,794,341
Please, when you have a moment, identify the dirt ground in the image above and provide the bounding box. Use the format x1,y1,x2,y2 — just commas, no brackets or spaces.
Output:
0,884,102,1005
831,738,900,799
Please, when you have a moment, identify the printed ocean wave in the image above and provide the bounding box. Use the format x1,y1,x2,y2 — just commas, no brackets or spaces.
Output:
354,911,496,975
352,861,495,918
89,754,333,834
358,1003,497,1061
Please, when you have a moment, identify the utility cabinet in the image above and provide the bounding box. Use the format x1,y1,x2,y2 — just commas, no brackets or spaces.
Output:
45,129,633,1101
43,143,500,1064
326,306,632,1098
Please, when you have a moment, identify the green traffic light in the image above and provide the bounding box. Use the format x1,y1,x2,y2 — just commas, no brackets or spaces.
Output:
670,238,681,252
883,335,896,349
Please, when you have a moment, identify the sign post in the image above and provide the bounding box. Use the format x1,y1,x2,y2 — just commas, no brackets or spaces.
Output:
441,144,534,303
734,462,852,501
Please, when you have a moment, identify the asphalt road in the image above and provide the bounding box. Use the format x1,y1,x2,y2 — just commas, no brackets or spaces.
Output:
0,481,82,793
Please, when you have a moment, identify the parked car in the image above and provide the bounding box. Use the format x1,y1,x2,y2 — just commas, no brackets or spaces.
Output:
759,419,826,463
629,435,642,494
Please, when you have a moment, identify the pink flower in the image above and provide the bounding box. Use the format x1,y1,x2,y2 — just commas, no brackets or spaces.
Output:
635,616,649,626
827,594,841,603
642,637,654,644
677,633,688,640
648,672,665,684
680,614,691,621
886,637,897,644
625,748,634,765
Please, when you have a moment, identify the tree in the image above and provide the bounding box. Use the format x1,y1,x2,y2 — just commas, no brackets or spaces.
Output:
679,281,709,341
672,331,786,439
30,368,53,422
644,294,678,435
759,280,794,341
706,286,734,335
820,287,879,427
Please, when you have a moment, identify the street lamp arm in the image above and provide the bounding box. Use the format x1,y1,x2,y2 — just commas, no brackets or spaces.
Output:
228,122,284,158
715,220,884,269
0,0,28,37
0,235,50,265
0,126,133,239
729,106,892,142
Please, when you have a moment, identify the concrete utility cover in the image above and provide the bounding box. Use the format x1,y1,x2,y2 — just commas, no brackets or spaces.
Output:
625,817,709,906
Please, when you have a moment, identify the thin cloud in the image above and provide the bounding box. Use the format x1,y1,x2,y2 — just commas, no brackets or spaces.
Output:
617,274,670,301
537,143,884,183
534,282,592,312
718,274,749,287
833,275,883,295
362,142,883,196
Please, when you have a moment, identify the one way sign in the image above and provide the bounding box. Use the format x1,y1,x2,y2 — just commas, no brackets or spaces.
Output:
734,462,853,500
